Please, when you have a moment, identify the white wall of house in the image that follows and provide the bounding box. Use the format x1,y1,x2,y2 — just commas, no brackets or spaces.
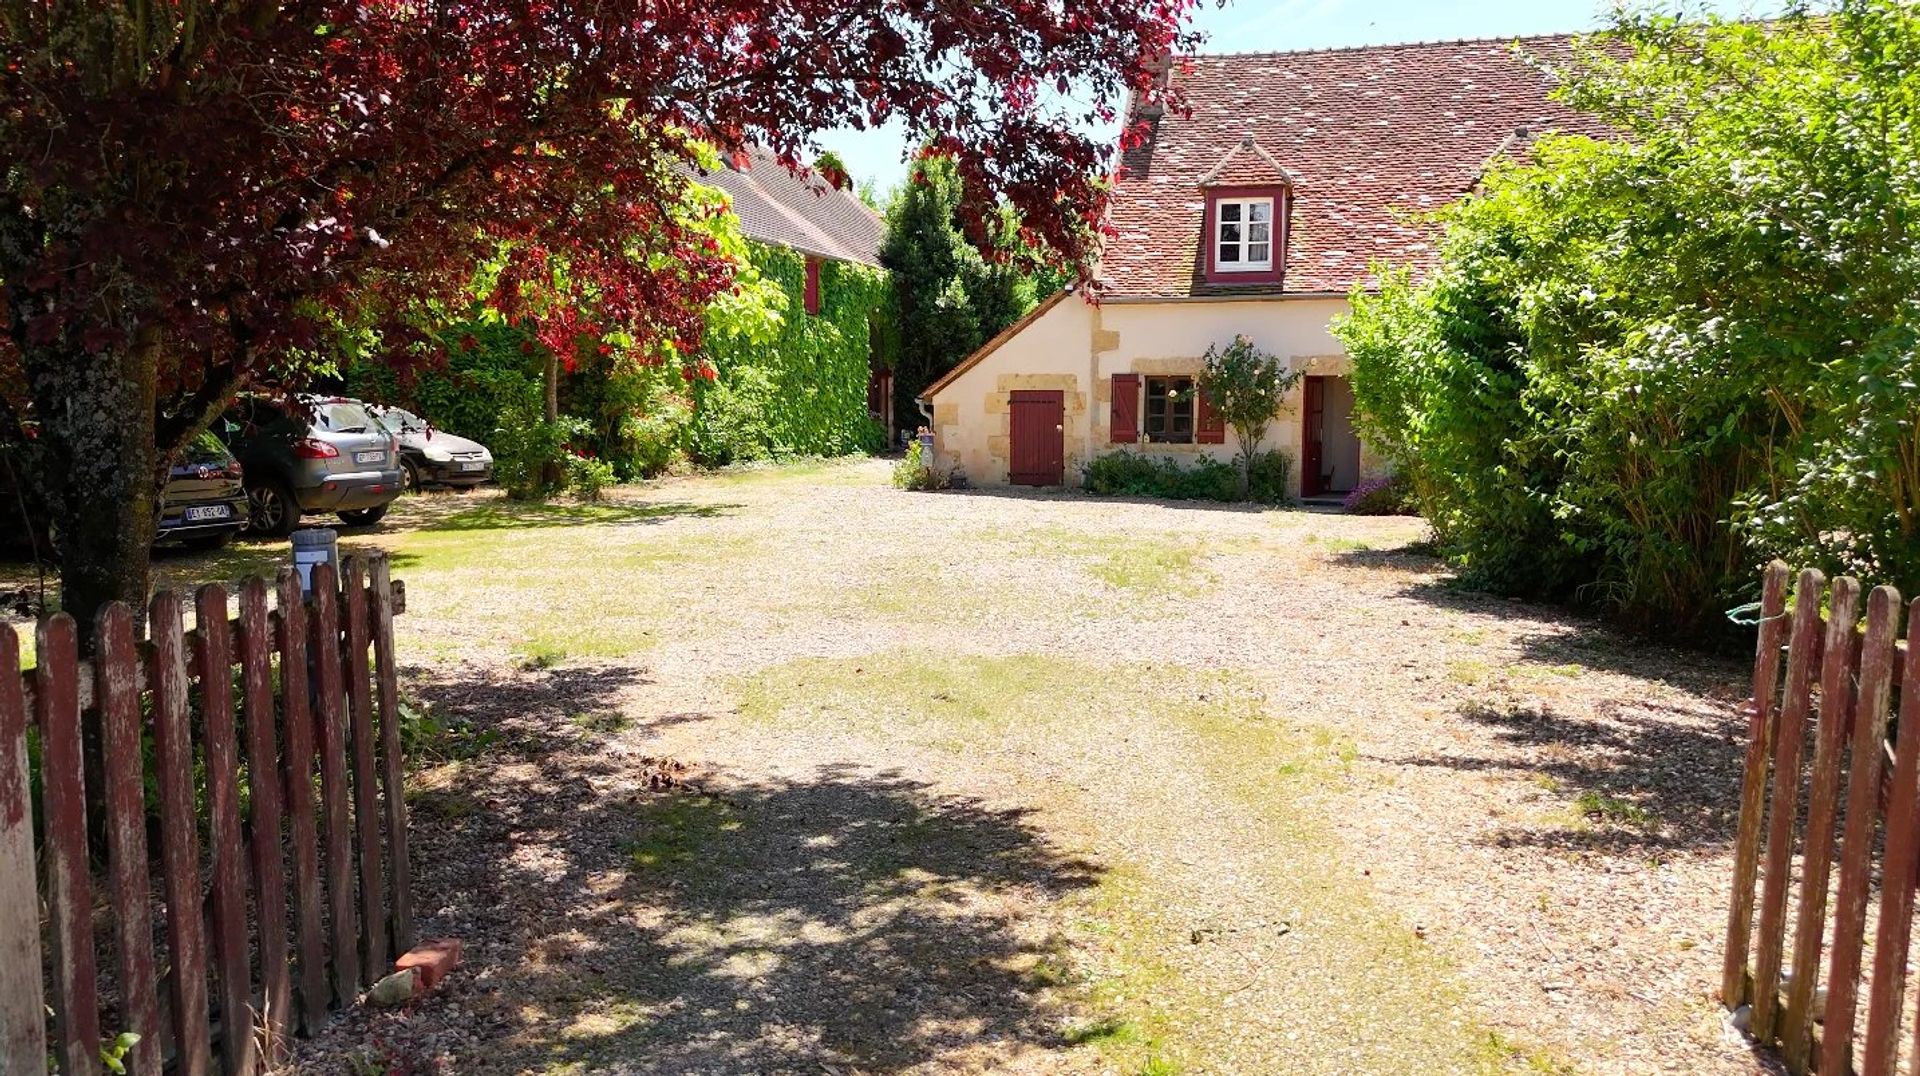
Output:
927,293,1388,496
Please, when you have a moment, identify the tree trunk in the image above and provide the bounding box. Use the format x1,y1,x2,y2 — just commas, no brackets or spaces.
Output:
24,329,162,647
541,348,564,492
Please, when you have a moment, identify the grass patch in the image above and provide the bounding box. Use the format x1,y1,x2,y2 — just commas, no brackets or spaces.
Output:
1573,790,1655,828
700,456,880,487
623,793,742,872
1514,662,1587,681
1478,1028,1579,1074
421,500,731,533
1447,659,1494,686
571,711,633,735
1017,526,1215,596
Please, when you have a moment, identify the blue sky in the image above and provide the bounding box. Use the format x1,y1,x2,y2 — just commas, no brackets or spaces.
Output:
814,0,1764,195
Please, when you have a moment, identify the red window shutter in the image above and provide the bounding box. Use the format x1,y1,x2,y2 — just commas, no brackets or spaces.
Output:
803,257,822,315
1110,374,1139,443
1196,387,1226,444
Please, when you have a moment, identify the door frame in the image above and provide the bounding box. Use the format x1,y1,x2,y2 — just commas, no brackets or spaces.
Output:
1007,389,1065,486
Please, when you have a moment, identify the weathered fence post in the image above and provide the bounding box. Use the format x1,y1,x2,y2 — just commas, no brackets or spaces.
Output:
1818,585,1902,1072
238,577,292,1058
1751,568,1826,1044
310,563,363,1002
0,626,44,1070
279,566,329,1033
197,584,256,1075
344,556,388,979
153,591,214,1076
96,605,160,1076
372,553,414,952
1722,560,1790,1007
1863,598,1920,1072
38,614,100,1076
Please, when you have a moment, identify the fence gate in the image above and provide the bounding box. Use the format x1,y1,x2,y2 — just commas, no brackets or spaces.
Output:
1724,561,1919,1074
0,555,412,1075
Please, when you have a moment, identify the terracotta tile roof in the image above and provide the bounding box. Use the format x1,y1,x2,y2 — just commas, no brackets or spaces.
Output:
1100,34,1607,299
696,145,885,268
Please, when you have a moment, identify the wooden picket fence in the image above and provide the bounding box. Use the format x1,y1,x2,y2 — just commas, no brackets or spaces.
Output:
1724,561,1920,1074
0,555,413,1075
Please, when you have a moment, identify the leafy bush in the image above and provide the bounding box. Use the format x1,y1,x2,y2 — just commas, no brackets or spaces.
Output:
1342,475,1410,515
1082,450,1294,505
688,363,780,465
565,452,617,501
891,438,946,491
1244,449,1293,506
1334,4,1920,632
491,403,589,501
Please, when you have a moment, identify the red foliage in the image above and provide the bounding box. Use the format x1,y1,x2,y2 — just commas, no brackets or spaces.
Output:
0,1,1200,449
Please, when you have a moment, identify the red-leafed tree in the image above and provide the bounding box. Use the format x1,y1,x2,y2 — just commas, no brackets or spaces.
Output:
0,1,1200,636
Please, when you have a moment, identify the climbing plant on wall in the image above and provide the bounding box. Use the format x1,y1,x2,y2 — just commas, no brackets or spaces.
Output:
690,241,892,463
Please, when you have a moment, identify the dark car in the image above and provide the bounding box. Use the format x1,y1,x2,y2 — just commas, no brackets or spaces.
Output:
154,433,250,549
371,405,495,490
0,428,247,552
215,395,404,537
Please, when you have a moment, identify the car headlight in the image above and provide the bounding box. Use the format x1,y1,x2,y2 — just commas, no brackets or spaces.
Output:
423,446,453,463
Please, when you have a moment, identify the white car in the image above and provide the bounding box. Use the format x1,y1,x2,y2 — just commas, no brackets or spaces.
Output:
371,406,496,491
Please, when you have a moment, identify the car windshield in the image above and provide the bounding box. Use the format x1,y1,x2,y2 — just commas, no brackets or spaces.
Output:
313,400,377,435
376,408,425,434
180,431,231,465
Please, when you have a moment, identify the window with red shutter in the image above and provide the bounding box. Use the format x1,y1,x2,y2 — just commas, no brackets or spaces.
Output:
1196,388,1226,444
1110,373,1140,443
803,257,822,316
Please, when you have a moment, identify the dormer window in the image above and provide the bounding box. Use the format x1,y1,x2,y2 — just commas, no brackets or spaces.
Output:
1215,197,1274,271
1201,185,1288,286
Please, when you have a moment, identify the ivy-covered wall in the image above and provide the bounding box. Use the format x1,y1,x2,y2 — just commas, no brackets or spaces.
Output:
688,241,893,463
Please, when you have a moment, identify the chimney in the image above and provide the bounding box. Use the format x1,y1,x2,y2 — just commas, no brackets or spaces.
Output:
1134,53,1172,120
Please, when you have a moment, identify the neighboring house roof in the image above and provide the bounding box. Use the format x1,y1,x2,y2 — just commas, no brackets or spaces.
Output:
696,145,885,268
1101,34,1608,299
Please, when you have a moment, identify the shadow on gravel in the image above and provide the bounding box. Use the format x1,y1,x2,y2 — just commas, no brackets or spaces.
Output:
419,499,737,533
1324,544,1445,573
1376,700,1745,855
330,666,1102,1074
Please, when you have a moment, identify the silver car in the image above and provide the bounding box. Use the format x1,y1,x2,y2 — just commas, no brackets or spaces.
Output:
216,395,406,536
371,405,496,490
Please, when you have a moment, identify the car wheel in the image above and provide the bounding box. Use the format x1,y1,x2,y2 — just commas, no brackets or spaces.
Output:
338,504,389,527
402,458,423,493
246,478,301,538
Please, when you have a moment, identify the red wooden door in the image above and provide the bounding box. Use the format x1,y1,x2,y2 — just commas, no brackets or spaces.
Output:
1301,376,1326,497
1008,390,1065,486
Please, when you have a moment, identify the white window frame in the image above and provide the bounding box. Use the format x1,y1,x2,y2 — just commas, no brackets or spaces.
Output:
1214,196,1276,273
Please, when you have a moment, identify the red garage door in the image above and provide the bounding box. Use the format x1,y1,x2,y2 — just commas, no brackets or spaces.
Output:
1008,390,1064,486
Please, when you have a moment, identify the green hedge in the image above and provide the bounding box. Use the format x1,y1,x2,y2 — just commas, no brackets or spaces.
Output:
1333,5,1920,633
1083,450,1293,505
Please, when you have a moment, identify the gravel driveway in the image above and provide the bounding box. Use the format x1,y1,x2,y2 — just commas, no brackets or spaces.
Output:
198,458,1771,1075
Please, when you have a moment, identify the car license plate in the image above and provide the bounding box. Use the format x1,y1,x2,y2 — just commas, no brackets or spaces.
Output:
354,450,385,464
460,461,486,472
184,505,230,522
